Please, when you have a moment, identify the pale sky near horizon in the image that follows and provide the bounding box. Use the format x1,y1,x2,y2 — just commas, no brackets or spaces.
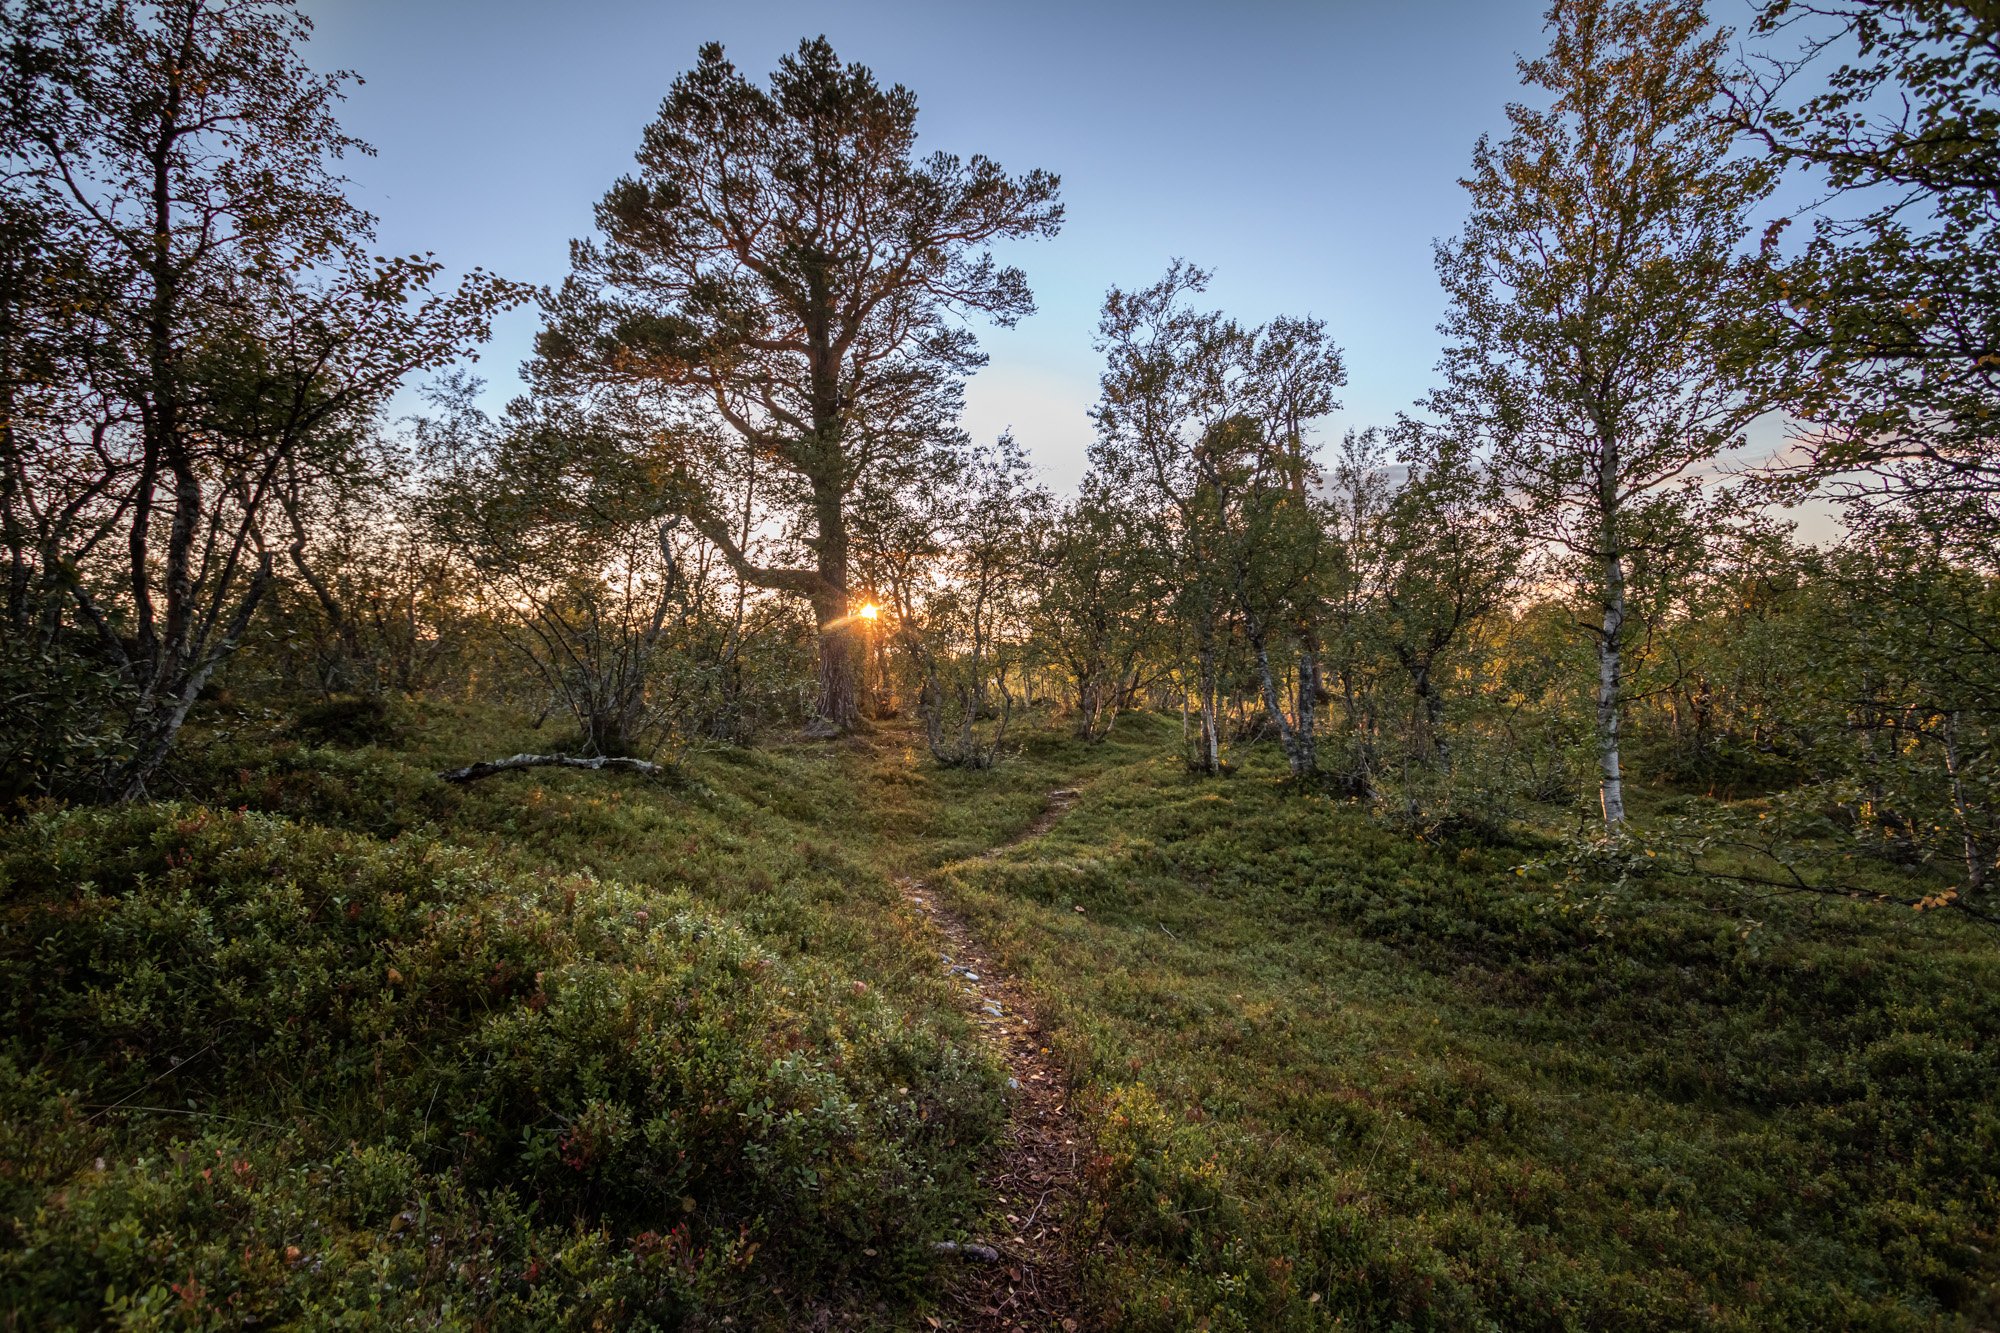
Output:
300,0,1786,496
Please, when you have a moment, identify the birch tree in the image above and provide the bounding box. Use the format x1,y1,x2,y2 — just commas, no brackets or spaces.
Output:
1379,427,1522,768
1733,0,2000,557
1089,263,1343,776
0,0,518,798
904,437,1048,769
1430,0,1774,827
1033,482,1166,742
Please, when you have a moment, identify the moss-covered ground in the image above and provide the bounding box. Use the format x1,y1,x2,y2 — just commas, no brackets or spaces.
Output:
3,702,1996,1329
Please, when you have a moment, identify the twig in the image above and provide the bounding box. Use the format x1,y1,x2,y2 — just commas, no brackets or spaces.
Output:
84,1104,288,1132
87,1044,214,1123
1685,846,2000,930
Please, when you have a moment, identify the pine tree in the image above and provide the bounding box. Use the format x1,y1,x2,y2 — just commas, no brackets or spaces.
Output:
536,38,1061,733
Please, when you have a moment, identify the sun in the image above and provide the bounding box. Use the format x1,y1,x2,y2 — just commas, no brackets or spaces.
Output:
858,602,880,621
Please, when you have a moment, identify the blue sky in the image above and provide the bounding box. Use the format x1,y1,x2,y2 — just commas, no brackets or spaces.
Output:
301,0,1770,493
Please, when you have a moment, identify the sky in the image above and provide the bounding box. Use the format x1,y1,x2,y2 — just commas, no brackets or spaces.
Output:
298,0,1772,495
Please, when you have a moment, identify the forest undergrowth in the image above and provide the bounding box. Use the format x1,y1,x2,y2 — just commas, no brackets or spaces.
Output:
0,701,1075,1329
5,701,1997,1330
942,728,2000,1331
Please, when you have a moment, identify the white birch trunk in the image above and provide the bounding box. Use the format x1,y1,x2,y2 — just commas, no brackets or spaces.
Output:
1596,546,1628,828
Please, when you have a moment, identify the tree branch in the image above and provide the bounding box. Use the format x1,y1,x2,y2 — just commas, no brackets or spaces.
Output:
437,752,669,784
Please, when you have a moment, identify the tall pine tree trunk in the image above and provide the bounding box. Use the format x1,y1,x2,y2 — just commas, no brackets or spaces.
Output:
810,477,861,731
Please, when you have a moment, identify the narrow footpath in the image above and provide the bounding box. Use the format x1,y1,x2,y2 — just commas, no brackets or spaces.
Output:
899,789,1087,1333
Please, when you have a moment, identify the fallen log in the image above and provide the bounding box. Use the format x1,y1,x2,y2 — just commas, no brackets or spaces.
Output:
929,1240,1003,1262
437,753,667,785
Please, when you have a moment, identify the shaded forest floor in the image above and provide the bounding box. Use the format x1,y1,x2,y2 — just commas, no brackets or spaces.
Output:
3,701,1998,1329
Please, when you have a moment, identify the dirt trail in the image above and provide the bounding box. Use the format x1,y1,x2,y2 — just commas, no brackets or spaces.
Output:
900,789,1087,1332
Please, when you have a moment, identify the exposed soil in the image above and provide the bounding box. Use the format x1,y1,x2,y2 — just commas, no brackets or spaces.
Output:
900,789,1087,1332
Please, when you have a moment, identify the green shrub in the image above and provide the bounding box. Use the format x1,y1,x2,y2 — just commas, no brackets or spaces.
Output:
0,804,1002,1326
0,641,133,802
291,693,410,748
186,739,453,838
